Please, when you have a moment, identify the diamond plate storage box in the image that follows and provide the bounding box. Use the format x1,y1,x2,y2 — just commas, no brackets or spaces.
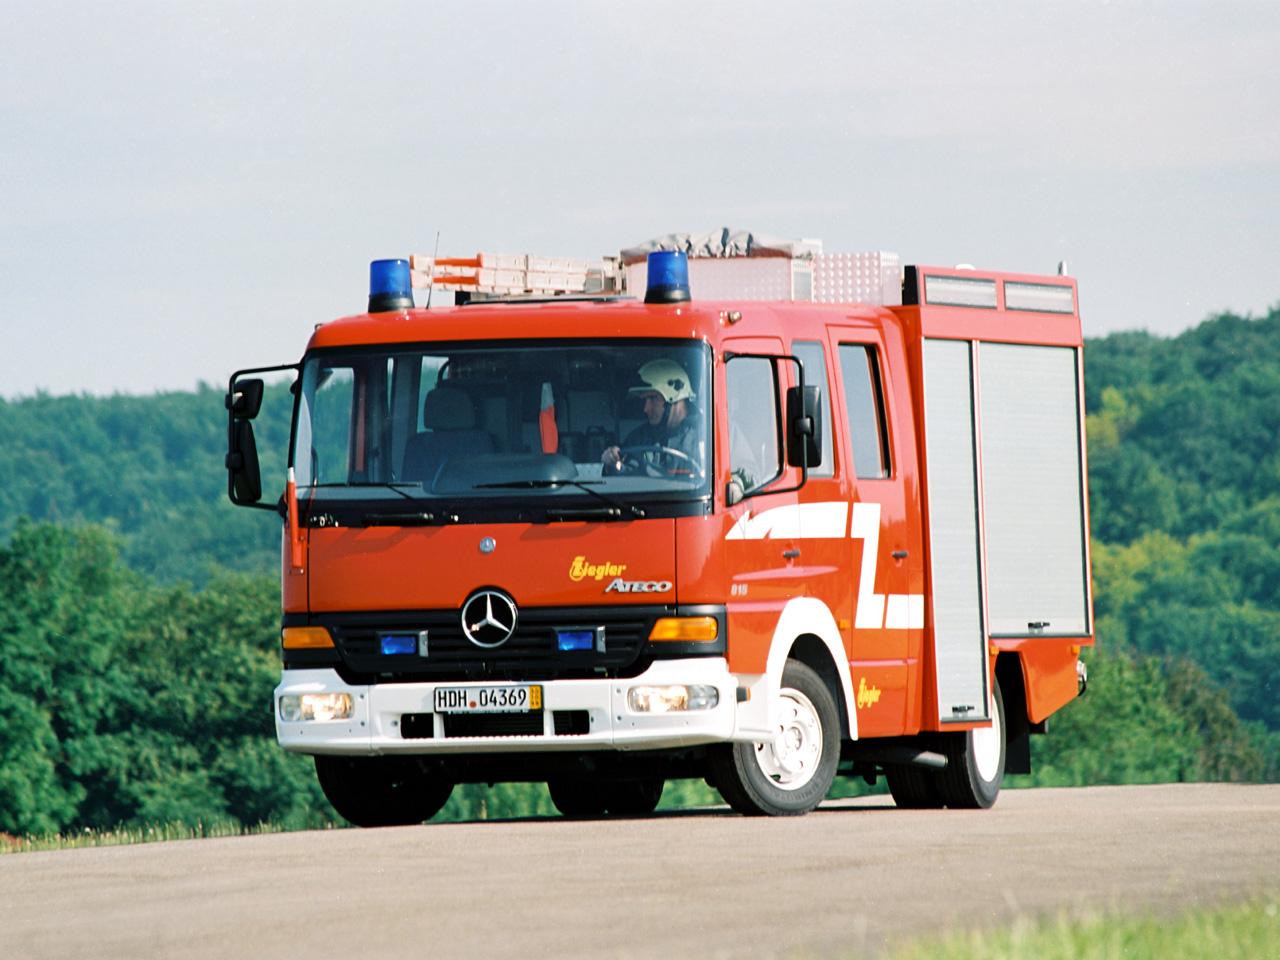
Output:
813,251,902,306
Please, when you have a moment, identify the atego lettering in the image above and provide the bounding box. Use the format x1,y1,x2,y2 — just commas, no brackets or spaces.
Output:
603,578,672,594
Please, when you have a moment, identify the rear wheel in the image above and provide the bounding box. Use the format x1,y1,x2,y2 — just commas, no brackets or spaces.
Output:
603,778,665,817
547,777,608,817
886,763,944,809
937,678,1006,809
314,756,453,827
710,660,841,816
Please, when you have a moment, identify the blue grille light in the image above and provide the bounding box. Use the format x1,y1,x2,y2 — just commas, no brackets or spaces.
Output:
368,259,414,313
644,250,691,304
379,634,417,656
556,629,595,653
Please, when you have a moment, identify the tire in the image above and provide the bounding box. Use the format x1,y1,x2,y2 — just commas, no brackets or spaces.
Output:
886,763,944,809
314,755,454,827
547,777,608,817
603,778,665,817
937,678,1006,809
710,659,841,816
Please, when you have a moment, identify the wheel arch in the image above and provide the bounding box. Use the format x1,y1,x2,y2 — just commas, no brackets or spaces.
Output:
996,652,1032,776
763,597,857,740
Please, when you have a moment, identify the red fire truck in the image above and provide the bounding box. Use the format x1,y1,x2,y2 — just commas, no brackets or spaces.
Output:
225,231,1092,825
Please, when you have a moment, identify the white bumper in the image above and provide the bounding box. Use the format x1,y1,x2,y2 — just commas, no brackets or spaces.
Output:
275,658,741,755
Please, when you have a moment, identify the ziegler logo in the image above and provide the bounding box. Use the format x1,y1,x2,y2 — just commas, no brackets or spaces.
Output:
604,578,672,594
857,677,882,709
569,555,628,582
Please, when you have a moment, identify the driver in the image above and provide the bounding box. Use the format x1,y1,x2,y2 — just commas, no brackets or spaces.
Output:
602,359,703,475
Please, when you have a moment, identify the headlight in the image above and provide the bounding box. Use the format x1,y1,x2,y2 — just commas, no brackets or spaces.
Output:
279,693,353,722
627,684,719,713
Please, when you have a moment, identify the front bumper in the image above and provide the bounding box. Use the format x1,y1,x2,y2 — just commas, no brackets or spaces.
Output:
275,658,739,756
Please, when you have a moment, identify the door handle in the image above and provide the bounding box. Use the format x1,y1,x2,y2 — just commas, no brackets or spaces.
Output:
892,550,909,560
782,548,800,559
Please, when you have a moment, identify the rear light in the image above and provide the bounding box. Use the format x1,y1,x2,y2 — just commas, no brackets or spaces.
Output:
648,616,718,642
282,626,334,649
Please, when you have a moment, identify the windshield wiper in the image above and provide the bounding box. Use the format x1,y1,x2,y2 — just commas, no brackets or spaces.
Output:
544,506,624,521
309,482,454,525
363,509,459,526
473,479,646,519
313,481,420,501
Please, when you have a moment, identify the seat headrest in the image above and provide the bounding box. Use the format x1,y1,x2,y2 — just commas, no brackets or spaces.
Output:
423,386,476,430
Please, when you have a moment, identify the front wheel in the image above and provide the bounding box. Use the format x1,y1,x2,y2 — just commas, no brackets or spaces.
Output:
710,659,841,816
314,755,454,827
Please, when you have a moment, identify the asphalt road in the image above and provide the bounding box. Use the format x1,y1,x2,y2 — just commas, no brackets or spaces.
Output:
2,783,1278,960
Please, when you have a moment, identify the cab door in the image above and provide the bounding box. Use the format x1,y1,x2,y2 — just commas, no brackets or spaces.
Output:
720,335,802,678
827,325,924,737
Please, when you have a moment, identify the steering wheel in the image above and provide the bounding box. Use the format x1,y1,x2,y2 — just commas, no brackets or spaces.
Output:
615,444,697,478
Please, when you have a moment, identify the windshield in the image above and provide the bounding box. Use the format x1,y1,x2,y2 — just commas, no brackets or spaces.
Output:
292,340,712,507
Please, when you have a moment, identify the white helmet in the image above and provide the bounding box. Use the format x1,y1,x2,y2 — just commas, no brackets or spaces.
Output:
628,359,694,403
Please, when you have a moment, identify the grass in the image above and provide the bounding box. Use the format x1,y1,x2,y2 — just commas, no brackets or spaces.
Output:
0,819,319,854
890,894,1280,960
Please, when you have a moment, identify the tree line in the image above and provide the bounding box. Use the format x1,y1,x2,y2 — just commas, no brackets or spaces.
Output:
1,305,1277,834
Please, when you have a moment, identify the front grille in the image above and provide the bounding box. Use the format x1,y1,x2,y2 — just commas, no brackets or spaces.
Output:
318,606,666,683
399,709,592,740
553,710,590,735
443,712,545,738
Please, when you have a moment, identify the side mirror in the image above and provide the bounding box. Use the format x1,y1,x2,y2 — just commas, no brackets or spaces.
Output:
224,363,298,512
786,384,822,469
226,378,265,420
226,418,263,504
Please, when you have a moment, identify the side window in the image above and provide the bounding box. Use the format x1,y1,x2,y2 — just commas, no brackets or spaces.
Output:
300,366,355,485
726,356,782,495
838,344,891,479
791,340,835,477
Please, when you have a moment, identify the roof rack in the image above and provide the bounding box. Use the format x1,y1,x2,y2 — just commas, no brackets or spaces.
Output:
410,253,622,298
406,231,904,306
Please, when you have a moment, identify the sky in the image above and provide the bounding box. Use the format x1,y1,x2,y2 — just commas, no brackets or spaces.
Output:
2,0,1278,398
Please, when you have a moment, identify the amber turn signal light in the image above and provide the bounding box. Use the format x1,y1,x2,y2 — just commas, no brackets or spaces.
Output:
648,616,719,642
282,626,335,649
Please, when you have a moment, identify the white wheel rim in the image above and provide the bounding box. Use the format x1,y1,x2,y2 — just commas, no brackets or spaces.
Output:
753,687,823,791
972,689,1002,783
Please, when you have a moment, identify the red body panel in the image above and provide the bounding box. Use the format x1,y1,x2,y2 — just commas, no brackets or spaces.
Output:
307,520,675,612
997,639,1084,724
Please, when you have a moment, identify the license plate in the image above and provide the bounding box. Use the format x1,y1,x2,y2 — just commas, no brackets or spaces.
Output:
433,684,542,714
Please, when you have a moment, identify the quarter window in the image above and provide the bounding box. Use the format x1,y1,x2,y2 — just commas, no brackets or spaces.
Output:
838,344,891,479
791,340,834,478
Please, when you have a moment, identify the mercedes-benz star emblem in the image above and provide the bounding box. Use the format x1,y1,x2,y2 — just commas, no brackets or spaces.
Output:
460,589,518,648
479,537,496,554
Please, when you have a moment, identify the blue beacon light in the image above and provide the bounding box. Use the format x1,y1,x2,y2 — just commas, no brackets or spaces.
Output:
368,259,415,313
644,250,691,304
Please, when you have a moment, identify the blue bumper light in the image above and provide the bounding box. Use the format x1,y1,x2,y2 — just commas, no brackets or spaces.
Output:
556,629,596,652
644,250,691,304
368,259,414,313
380,634,417,656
